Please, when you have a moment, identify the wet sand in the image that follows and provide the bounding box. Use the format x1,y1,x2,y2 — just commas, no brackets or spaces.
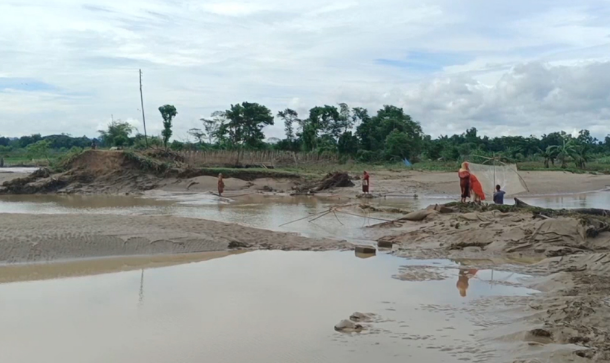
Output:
0,213,351,263
378,208,610,361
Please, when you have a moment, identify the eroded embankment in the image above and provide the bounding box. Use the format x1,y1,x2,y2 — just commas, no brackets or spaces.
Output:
372,202,610,361
0,150,302,195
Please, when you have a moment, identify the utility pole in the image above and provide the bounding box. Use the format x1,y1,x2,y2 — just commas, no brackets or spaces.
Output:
139,69,148,147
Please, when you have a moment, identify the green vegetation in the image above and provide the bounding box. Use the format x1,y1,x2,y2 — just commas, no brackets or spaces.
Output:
2,101,610,174
159,105,178,149
98,121,133,147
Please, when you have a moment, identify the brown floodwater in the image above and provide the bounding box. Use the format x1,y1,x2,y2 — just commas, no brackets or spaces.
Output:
0,191,607,243
0,251,543,363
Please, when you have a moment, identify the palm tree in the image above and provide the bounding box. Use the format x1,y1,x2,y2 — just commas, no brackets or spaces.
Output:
570,144,589,169
547,137,576,169
540,146,559,168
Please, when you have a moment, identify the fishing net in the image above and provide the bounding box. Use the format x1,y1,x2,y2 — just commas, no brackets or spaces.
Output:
468,162,528,197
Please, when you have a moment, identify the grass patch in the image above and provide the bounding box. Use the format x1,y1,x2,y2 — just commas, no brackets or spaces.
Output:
182,167,300,181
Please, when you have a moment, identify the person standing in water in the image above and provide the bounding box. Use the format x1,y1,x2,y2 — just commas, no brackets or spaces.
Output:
217,173,225,197
493,185,506,205
362,171,370,194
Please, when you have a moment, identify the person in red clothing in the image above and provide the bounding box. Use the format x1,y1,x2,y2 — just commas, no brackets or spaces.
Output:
362,171,370,194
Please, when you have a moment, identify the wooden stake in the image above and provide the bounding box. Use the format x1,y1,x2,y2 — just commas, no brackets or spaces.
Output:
139,69,148,147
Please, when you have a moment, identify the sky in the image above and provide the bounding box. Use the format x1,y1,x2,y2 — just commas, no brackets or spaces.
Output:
1,0,610,141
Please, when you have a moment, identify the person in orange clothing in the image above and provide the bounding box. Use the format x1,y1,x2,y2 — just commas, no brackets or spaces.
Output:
217,173,225,196
458,162,471,203
469,172,485,204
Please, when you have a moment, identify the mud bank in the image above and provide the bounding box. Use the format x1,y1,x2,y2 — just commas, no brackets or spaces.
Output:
0,213,351,263
0,150,301,196
375,203,610,361
3,150,610,199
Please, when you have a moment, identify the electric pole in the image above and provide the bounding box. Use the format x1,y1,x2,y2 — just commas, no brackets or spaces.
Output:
139,69,148,147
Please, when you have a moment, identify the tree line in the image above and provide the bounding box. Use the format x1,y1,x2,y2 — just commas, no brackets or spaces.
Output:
4,101,609,169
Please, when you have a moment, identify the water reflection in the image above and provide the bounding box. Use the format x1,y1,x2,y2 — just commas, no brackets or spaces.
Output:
456,268,479,298
0,251,536,363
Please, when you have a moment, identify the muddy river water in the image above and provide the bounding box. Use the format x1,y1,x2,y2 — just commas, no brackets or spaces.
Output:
0,252,540,363
0,190,605,362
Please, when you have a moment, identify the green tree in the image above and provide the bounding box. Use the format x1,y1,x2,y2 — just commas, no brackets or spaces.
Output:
98,121,134,147
338,103,355,133
26,140,51,161
547,135,576,169
301,123,318,151
158,105,177,148
201,111,224,144
187,128,205,146
277,108,300,141
571,144,589,169
219,102,274,148
337,131,358,155
306,105,341,139
384,130,413,161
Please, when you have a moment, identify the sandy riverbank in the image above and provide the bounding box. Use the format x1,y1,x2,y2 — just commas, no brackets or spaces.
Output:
2,150,610,198
373,205,610,361
328,170,610,198
0,213,351,264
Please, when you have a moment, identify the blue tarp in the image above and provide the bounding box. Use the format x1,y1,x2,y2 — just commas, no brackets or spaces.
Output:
403,158,412,167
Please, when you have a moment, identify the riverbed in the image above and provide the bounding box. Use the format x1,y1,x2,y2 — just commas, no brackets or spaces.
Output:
0,191,605,362
0,191,608,240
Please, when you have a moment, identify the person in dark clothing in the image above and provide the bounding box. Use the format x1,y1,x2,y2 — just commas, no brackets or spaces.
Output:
493,185,505,204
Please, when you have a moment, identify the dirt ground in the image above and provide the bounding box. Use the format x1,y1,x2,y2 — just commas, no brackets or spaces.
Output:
0,171,29,184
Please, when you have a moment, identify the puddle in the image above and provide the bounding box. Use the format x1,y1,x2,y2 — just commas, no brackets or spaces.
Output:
521,191,610,210
0,167,39,173
0,251,537,363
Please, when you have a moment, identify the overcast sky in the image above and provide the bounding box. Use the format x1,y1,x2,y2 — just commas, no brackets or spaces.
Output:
1,0,610,141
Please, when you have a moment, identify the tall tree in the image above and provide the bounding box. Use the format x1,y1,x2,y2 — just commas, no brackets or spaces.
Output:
158,105,177,149
201,111,225,144
187,128,205,146
277,109,300,140
307,105,341,139
337,103,355,133
356,105,423,160
219,102,274,148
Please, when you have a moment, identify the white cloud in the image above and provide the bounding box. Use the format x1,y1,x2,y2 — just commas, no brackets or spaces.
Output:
0,0,610,140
